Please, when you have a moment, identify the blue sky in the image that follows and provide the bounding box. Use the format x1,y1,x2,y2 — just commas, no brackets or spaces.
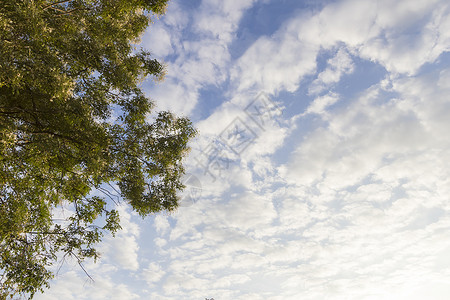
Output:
36,0,450,299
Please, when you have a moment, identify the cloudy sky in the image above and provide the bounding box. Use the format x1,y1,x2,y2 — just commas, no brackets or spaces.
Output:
36,0,450,299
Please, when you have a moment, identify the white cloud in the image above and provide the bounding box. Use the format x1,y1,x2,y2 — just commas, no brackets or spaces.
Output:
154,215,170,235
231,35,319,93
304,92,340,116
101,204,140,271
218,192,277,231
35,270,139,300
277,62,450,298
193,0,257,42
143,262,166,286
309,49,354,95
231,0,450,98
141,24,174,58
145,78,198,116
142,0,259,117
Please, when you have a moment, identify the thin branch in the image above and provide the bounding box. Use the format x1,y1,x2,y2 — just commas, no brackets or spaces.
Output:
26,231,64,235
71,252,94,283
48,6,68,13
96,186,120,205
56,8,82,16
0,110,23,115
56,253,67,276
41,0,72,10
24,129,85,146
106,182,122,199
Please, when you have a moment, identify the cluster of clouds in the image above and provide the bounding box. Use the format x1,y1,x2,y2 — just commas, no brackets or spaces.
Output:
37,0,450,299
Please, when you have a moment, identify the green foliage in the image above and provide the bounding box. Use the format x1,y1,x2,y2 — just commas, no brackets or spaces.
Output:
0,0,196,298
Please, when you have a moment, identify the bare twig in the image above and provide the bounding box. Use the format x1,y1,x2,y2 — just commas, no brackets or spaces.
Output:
72,252,94,282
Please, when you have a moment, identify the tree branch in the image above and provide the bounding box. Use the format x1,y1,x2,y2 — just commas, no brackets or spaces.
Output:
41,0,72,10
71,252,94,283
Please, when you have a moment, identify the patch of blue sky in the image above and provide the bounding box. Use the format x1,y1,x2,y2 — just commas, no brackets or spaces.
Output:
230,0,333,59
191,80,230,122
334,56,385,88
417,50,450,75
176,0,202,11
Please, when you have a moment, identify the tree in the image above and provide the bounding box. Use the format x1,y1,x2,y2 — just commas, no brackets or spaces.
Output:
0,0,196,298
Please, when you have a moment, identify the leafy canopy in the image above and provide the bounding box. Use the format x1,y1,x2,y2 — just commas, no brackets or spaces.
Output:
0,0,196,298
